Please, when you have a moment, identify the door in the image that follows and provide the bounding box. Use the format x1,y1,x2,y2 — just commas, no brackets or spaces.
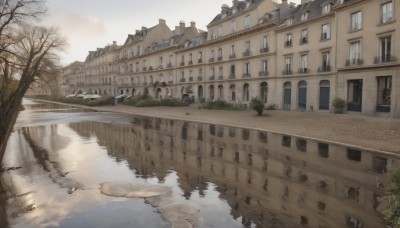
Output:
347,80,363,112
298,81,307,110
283,82,292,110
319,80,330,110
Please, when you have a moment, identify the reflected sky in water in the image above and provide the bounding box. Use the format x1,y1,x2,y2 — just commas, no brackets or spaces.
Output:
0,99,397,227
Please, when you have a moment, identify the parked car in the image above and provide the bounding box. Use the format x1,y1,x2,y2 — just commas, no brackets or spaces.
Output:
76,92,87,98
83,94,101,100
66,94,77,98
115,94,127,103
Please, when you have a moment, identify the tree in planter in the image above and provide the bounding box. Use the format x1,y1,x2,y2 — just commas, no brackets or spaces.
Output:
250,97,265,116
332,97,346,114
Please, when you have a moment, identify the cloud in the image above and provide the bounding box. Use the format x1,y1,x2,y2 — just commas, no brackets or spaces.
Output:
47,9,107,40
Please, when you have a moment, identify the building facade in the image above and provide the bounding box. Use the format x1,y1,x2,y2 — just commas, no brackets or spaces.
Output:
63,0,400,118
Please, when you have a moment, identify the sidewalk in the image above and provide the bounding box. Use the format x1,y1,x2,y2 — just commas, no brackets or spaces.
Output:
91,104,400,154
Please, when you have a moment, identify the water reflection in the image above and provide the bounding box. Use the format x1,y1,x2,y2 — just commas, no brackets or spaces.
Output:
1,100,398,227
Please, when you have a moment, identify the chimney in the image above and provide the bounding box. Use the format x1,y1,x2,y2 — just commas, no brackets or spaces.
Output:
112,41,117,45
97,48,101,51
221,4,229,14
281,0,288,5
179,20,185,28
141,26,147,31
190,21,196,28
289,2,296,8
232,0,239,7
159,19,166,25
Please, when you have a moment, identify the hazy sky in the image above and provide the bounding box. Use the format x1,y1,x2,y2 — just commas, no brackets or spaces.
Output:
43,0,300,65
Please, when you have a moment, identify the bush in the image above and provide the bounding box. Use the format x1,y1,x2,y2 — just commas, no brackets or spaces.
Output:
383,167,400,226
135,99,160,107
332,97,346,113
160,98,180,106
250,97,265,116
265,104,277,110
201,99,242,111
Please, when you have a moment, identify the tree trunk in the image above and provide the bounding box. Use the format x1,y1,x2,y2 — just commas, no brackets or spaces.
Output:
0,102,22,163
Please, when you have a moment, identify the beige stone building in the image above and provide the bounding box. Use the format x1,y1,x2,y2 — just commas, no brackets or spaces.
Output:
63,0,400,118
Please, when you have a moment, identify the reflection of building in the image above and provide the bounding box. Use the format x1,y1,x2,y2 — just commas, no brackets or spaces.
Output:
63,0,400,118
70,116,399,228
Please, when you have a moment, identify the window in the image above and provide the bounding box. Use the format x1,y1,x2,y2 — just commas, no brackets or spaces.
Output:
198,52,203,63
284,56,292,75
231,20,237,33
348,41,361,65
301,12,308,21
261,60,267,72
230,45,235,58
217,25,223,37
262,35,268,49
300,55,308,72
230,64,235,77
321,24,331,40
218,48,222,57
381,1,393,24
169,55,173,65
287,17,293,26
351,11,362,31
244,62,250,74
320,52,330,72
285,34,292,47
378,36,392,63
210,67,215,77
159,57,163,66
199,68,203,76
377,76,392,112
301,29,308,44
322,4,331,14
245,41,250,52
211,30,216,39
180,55,185,66
244,15,251,28
218,67,223,79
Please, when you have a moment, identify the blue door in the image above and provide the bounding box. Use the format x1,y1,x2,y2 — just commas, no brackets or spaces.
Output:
298,88,307,109
284,89,291,110
319,87,330,110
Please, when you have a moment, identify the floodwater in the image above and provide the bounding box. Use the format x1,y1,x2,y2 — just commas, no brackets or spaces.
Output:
0,99,398,228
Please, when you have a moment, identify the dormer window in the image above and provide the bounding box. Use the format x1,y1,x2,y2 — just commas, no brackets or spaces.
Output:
301,12,309,21
244,15,251,28
287,17,293,26
322,4,331,15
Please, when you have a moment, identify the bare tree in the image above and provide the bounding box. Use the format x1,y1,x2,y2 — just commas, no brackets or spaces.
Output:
0,0,65,162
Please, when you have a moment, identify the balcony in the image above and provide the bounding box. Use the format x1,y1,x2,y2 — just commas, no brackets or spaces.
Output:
189,76,194,82
180,62,185,66
229,74,235,79
188,60,193,65
258,71,268,77
300,37,308,44
148,66,153,71
209,58,215,63
217,56,223,61
168,80,173,85
158,65,163,70
282,69,292,75
198,59,203,64
260,47,269,53
345,58,363,67
298,68,309,74
180,78,186,82
218,75,224,80
142,67,147,71
197,76,203,81
284,40,292,48
143,82,148,86
321,33,330,40
167,63,172,68
242,73,251,78
209,76,215,80
242,50,251,57
374,55,397,64
229,54,236,59
318,65,331,72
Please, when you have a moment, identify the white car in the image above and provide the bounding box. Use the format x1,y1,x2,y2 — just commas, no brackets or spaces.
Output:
76,92,87,98
83,94,101,100
66,94,76,98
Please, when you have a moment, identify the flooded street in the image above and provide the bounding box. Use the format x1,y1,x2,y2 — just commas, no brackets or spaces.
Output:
0,99,398,227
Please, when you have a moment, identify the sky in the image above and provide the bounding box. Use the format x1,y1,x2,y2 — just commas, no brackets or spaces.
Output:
43,0,301,65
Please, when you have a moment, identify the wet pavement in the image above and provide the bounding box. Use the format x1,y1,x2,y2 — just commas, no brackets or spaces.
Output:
0,99,398,227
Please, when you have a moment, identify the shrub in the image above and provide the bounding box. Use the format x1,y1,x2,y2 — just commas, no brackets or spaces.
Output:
383,166,400,226
265,104,277,110
332,97,346,113
135,99,160,107
159,98,180,106
199,97,206,104
201,99,241,111
250,97,265,116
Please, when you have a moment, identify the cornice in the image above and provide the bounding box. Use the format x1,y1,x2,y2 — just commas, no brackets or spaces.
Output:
275,12,335,33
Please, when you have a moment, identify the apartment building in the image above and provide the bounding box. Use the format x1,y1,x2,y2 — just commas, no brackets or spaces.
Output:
63,0,400,118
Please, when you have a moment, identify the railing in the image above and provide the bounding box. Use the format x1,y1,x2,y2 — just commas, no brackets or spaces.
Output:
298,68,309,73
142,67,147,71
209,58,215,63
209,76,215,80
168,81,173,85
345,58,363,67
318,65,331,72
197,76,203,81
148,66,153,71
374,55,397,64
229,74,235,79
188,60,193,65
198,59,203,64
180,78,186,82
284,40,292,47
143,82,148,86
258,71,268,77
242,73,251,78
218,75,223,80
217,56,223,61
229,54,236,59
242,50,251,57
282,69,292,75
189,77,193,82
158,65,163,70
167,63,172,68
180,62,185,66
260,47,269,53
300,37,308,44
321,33,330,40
